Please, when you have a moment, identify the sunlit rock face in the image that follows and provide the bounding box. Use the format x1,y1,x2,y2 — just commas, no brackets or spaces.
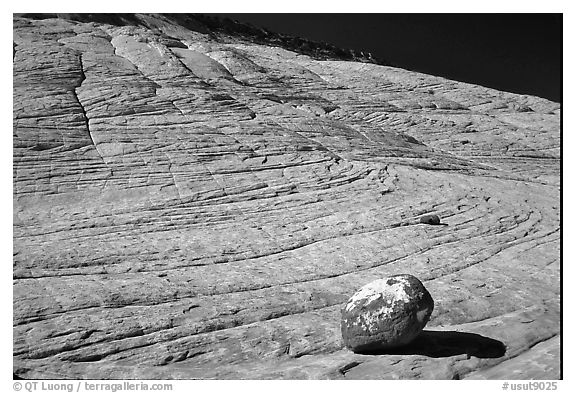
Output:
341,274,434,353
13,14,560,380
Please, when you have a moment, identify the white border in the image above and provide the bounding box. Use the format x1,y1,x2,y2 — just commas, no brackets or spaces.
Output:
3,2,571,389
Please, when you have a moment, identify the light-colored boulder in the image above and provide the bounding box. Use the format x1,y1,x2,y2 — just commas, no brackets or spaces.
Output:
341,274,434,352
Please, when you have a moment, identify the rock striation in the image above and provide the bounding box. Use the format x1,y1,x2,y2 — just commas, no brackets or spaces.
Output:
341,274,434,352
13,14,560,379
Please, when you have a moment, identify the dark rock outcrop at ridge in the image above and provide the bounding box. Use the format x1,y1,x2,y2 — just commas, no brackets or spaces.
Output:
13,14,560,379
17,13,387,65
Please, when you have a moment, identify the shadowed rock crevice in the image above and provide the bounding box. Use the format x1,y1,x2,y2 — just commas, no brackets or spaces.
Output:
71,54,98,152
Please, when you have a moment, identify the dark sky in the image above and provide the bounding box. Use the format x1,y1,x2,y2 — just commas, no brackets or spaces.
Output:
215,14,562,102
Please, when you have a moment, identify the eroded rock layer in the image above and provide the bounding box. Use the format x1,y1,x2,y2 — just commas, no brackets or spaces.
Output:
13,15,560,379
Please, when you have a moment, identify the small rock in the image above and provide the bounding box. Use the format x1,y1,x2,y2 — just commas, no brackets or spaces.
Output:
341,274,434,353
420,214,441,225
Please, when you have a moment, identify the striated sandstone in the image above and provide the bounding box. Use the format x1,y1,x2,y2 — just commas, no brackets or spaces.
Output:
13,14,560,379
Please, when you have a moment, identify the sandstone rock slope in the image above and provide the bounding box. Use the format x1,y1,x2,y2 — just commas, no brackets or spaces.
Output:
13,14,560,379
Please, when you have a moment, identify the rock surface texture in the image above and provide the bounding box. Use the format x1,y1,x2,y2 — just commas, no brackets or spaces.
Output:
341,274,434,352
13,14,560,379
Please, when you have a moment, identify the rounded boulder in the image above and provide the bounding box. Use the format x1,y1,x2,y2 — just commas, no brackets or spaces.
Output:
341,274,434,353
420,214,441,225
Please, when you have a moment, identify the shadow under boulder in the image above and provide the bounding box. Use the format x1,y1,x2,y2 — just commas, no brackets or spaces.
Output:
357,330,506,359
